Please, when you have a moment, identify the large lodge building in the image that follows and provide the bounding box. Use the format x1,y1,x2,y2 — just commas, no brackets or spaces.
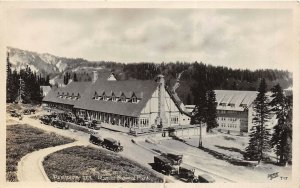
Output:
43,71,191,131
215,90,277,134
43,70,277,135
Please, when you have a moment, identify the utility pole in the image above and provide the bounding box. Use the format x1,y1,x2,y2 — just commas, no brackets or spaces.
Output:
199,122,202,148
18,68,24,104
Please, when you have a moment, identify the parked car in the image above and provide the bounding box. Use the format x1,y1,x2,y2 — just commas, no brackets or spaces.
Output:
153,155,179,175
161,153,183,165
52,120,69,129
29,108,36,114
40,115,52,125
10,110,22,118
101,138,123,152
89,133,103,145
23,109,31,115
87,120,101,130
76,117,88,126
65,113,77,123
178,164,197,182
197,174,215,183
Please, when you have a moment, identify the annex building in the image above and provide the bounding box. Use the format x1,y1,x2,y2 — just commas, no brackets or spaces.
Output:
215,90,277,135
43,71,191,131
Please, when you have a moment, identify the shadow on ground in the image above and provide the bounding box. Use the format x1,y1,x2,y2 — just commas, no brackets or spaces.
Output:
214,145,245,156
171,135,256,167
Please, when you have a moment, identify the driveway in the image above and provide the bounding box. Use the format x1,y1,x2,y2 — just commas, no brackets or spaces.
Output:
7,112,180,183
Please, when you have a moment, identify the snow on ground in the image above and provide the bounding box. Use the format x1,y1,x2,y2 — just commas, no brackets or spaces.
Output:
138,134,292,183
56,60,67,72
72,66,104,72
185,133,248,160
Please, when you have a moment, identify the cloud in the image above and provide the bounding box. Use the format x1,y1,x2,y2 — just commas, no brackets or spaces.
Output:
5,8,294,71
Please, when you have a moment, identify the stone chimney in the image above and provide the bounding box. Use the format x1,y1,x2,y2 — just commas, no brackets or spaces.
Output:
92,71,98,83
155,74,168,127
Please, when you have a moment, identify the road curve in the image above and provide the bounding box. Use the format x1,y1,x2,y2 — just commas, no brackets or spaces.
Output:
17,141,85,182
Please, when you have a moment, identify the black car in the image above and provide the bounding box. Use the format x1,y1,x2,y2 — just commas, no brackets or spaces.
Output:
87,120,101,130
40,115,52,125
23,109,31,115
101,138,123,152
76,117,87,126
153,155,178,175
178,164,197,182
161,153,183,165
89,133,103,145
197,174,215,183
52,120,69,129
10,110,22,118
29,108,36,114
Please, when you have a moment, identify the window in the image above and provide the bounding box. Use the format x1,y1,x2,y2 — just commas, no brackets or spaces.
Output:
120,94,127,103
139,118,149,128
132,96,138,103
103,95,108,101
171,116,179,124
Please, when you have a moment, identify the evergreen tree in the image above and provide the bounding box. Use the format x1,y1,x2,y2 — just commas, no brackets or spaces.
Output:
6,52,13,102
186,94,192,105
231,81,237,90
45,75,50,86
269,84,292,165
244,78,271,164
206,89,218,132
73,73,78,82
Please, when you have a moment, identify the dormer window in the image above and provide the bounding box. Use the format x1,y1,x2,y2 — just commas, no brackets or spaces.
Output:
73,93,80,100
111,93,118,102
130,92,138,103
94,92,101,100
132,96,138,103
120,93,127,103
103,94,108,101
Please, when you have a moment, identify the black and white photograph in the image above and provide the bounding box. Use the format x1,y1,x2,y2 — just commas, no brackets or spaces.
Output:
1,1,299,187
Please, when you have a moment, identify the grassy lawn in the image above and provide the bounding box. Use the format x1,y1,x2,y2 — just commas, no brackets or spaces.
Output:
43,146,163,182
6,124,75,182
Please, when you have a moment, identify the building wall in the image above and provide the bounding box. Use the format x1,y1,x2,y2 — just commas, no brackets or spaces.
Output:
140,88,184,128
216,109,248,133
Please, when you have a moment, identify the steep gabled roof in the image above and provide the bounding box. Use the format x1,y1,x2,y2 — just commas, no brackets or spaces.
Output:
74,80,159,117
214,90,258,111
43,82,92,105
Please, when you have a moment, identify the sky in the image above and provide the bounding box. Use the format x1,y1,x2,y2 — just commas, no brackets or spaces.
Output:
5,8,294,71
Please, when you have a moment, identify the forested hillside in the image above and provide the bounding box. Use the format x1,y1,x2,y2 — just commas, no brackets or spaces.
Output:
102,61,292,104
7,47,292,105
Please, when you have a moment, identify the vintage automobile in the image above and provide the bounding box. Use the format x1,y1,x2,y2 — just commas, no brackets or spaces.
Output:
40,115,52,125
75,117,89,126
178,164,197,182
87,120,101,130
153,155,179,175
161,152,183,165
89,133,103,145
52,119,69,129
10,110,22,118
197,174,215,183
23,109,31,115
101,138,123,152
29,108,36,114
65,113,77,123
